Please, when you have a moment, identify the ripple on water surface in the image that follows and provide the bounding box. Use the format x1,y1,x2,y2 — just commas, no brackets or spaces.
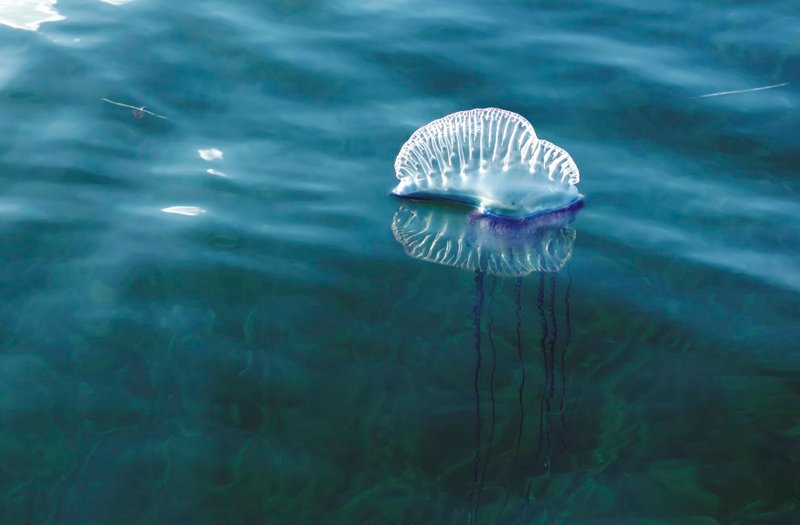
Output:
0,0,798,523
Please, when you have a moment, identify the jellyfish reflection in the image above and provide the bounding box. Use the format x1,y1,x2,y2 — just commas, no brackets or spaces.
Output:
392,201,581,524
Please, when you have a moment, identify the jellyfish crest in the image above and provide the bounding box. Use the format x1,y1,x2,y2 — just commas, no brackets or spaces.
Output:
393,108,581,218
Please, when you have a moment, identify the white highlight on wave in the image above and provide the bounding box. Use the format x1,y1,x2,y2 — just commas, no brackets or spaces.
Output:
0,0,64,31
162,206,205,217
697,82,790,98
198,148,223,161
0,0,133,31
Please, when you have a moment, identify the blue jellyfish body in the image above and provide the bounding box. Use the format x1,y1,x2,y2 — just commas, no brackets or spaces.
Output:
391,113,582,512
393,108,582,219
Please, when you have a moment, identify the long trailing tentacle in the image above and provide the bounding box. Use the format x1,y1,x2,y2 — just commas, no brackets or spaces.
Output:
545,273,558,472
467,270,485,523
525,272,549,513
534,273,548,462
475,276,499,522
493,277,526,525
513,277,526,462
560,266,573,448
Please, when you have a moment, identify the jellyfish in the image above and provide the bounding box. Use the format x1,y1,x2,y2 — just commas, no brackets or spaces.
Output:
391,109,583,524
392,108,581,219
391,201,579,523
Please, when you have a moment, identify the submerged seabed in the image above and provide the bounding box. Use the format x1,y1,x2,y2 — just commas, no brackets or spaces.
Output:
0,0,798,524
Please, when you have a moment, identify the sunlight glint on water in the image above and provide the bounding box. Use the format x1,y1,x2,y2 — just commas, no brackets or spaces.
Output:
0,0,798,523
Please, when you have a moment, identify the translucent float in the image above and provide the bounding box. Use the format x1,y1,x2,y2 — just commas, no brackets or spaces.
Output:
393,108,581,218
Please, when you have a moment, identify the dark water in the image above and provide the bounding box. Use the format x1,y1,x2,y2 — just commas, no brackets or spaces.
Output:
1,1,799,523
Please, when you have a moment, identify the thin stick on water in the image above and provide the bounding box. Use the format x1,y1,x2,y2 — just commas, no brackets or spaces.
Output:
101,98,169,119
697,82,790,98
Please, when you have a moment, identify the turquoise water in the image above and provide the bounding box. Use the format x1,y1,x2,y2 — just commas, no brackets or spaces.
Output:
1,1,799,523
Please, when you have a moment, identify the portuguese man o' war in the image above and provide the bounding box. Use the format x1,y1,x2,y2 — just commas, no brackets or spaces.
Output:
391,201,579,523
391,109,583,523
393,108,582,218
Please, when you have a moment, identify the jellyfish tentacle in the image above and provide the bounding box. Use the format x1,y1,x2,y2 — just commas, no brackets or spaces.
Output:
545,273,558,472
560,267,573,449
475,276,499,522
468,270,485,518
535,273,549,463
493,277,527,525
513,277,526,461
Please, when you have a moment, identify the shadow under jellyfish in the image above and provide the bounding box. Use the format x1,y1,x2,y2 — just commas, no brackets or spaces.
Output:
391,108,583,523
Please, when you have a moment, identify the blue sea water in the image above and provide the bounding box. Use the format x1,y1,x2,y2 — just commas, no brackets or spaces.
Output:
0,1,799,523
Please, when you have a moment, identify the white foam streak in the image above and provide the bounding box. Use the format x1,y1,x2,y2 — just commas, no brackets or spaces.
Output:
101,98,168,119
697,82,790,98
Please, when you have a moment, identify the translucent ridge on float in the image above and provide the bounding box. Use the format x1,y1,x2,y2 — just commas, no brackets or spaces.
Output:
393,108,581,218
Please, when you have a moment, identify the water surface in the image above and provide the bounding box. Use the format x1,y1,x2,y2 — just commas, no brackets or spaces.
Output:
1,1,798,523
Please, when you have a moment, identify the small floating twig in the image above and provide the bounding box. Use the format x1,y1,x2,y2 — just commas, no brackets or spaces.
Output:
697,82,790,98
101,98,168,119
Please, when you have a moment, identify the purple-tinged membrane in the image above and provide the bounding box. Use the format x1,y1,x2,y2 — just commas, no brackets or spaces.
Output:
392,201,580,277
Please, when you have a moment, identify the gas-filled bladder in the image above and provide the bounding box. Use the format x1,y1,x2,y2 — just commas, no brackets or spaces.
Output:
393,108,581,219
